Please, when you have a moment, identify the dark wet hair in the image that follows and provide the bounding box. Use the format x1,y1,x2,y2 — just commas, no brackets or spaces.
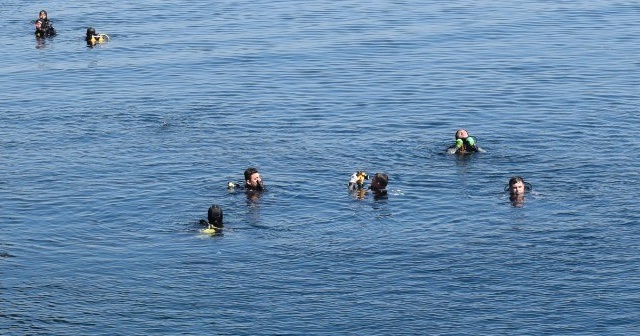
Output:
508,176,525,187
372,173,389,189
207,204,223,228
86,27,96,36
39,10,48,17
506,176,532,192
244,167,259,181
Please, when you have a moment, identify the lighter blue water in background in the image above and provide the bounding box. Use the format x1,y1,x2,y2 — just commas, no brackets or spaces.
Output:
1,1,640,335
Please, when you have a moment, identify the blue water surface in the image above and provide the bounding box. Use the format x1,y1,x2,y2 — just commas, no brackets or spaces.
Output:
1,1,640,335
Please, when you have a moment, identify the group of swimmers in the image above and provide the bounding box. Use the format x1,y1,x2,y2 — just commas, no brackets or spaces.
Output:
200,129,531,234
32,9,110,46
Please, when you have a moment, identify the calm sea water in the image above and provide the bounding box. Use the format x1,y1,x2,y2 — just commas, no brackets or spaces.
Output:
2,1,640,335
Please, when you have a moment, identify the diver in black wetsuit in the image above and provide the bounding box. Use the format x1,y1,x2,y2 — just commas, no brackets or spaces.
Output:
199,204,224,232
34,10,56,38
369,173,389,199
242,167,265,201
227,167,266,201
243,167,264,192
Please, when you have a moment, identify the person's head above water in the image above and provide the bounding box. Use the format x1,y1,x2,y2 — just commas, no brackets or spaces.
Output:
207,204,223,228
370,173,388,191
508,176,526,196
244,167,264,191
39,10,48,20
455,129,469,140
86,27,96,37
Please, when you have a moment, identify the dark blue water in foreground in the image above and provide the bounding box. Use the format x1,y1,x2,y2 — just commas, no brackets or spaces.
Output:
2,1,640,335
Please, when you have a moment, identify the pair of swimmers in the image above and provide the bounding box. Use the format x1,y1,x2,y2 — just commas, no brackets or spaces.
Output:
448,129,531,206
33,10,110,46
201,168,264,234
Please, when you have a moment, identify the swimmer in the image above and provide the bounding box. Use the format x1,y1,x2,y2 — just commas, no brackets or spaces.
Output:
86,27,110,46
244,167,264,191
506,176,531,207
370,173,389,199
447,129,483,154
199,204,223,233
34,10,56,38
226,168,265,200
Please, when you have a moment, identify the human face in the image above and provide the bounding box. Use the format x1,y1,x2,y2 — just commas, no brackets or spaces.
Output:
39,11,47,20
246,172,262,188
456,129,468,139
510,181,525,196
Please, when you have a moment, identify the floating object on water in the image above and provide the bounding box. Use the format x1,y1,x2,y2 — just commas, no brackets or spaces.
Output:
201,227,217,235
89,33,110,44
348,171,368,189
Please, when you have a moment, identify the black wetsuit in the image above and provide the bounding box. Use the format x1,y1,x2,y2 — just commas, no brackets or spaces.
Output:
35,19,56,38
369,186,388,198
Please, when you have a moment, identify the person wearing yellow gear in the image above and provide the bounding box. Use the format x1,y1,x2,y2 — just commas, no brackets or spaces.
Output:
85,27,110,46
199,204,223,235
